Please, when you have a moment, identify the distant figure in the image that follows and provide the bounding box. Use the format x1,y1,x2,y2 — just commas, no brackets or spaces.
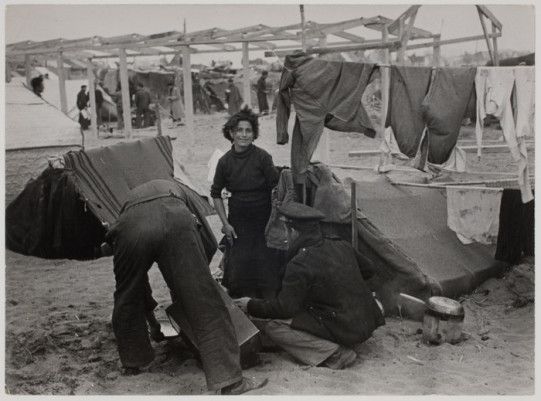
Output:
76,85,90,130
77,85,89,111
167,81,185,125
193,75,211,114
225,78,243,116
94,83,104,127
112,88,124,130
31,75,44,97
256,71,269,116
134,83,152,128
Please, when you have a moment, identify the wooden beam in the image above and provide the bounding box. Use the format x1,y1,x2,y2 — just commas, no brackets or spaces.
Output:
397,7,419,63
332,31,366,43
56,53,68,115
476,5,503,31
182,45,195,157
369,16,433,39
304,16,383,39
492,23,500,66
478,8,495,65
403,32,501,51
388,5,421,33
242,42,251,106
242,23,303,38
118,48,133,138
211,24,265,39
305,39,401,55
86,59,98,139
379,24,391,167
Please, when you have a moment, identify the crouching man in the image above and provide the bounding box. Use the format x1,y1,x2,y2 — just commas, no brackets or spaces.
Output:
104,179,267,394
234,202,385,369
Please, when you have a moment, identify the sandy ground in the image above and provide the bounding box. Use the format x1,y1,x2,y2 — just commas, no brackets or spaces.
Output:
3,111,536,396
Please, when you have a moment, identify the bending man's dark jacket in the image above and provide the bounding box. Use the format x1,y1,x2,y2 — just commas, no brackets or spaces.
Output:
248,230,384,346
275,53,376,182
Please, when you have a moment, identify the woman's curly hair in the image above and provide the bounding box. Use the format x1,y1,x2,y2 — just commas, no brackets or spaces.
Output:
222,105,259,142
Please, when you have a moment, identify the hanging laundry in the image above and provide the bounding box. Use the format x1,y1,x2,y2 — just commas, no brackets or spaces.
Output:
475,67,534,203
446,186,503,245
475,67,515,159
495,189,534,264
421,67,476,165
385,66,432,158
513,67,535,203
276,53,376,182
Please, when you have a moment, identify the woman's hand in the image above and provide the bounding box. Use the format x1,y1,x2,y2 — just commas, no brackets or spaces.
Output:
222,223,237,246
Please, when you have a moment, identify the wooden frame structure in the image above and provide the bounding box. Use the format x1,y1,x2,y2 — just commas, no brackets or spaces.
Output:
6,5,502,145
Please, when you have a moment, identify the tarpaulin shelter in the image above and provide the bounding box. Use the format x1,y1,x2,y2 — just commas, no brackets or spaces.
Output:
6,136,216,260
5,78,82,205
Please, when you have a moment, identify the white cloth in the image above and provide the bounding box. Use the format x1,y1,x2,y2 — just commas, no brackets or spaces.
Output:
475,67,534,203
447,186,503,245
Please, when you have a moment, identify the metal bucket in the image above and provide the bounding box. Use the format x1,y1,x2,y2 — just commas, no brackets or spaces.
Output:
422,296,465,345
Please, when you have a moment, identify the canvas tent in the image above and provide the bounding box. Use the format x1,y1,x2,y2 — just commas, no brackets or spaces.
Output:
6,136,216,260
5,78,83,205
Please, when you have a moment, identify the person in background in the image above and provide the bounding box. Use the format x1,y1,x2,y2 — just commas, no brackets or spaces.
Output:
30,75,44,97
167,80,185,126
234,202,385,370
225,77,243,116
211,106,281,300
102,179,268,395
94,82,104,127
256,70,269,116
134,82,152,128
76,85,90,130
76,85,89,111
111,87,124,130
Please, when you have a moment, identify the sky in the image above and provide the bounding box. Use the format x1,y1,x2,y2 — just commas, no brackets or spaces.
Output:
2,1,536,67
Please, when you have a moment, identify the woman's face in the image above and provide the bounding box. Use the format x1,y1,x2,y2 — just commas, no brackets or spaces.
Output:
232,120,254,151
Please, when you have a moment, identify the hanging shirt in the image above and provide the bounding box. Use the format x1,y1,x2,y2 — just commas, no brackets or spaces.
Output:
276,53,376,182
475,67,534,203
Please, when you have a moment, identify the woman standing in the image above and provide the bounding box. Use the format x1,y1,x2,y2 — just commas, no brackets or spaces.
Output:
211,107,281,299
167,81,185,125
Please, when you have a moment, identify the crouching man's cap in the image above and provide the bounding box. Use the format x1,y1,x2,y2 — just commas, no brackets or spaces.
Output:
278,202,325,223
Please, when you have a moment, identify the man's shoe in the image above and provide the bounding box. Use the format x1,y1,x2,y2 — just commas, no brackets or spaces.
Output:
122,367,140,376
221,377,268,395
323,346,357,370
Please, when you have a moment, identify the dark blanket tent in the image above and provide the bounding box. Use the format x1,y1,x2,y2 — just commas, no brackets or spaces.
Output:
6,136,216,261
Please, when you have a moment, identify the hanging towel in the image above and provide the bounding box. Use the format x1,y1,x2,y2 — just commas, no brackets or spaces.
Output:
421,67,476,164
447,186,503,245
475,67,516,159
514,66,535,139
385,66,432,158
276,53,376,182
513,67,535,203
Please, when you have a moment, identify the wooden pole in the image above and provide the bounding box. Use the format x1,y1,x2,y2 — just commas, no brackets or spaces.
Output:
379,24,391,167
397,18,406,63
86,59,98,139
56,52,68,115
182,45,195,156
477,9,495,65
118,47,132,138
433,34,441,67
300,5,307,52
492,23,499,66
242,42,251,107
351,181,358,249
155,95,162,137
25,54,32,88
